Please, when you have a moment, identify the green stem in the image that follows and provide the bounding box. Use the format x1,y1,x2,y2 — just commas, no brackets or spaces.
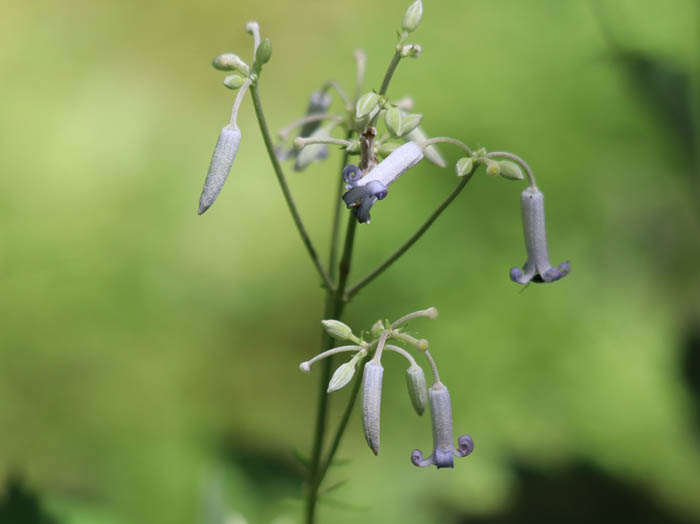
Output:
328,132,354,279
346,167,477,300
379,52,402,96
250,85,334,291
306,214,357,524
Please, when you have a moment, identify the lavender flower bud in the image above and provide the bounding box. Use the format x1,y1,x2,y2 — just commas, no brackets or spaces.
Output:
510,187,570,284
198,125,241,215
361,362,384,455
405,364,427,415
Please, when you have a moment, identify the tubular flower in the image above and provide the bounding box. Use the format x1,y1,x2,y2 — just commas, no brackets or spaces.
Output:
510,187,570,284
198,125,242,215
361,361,384,455
342,141,424,223
411,383,474,468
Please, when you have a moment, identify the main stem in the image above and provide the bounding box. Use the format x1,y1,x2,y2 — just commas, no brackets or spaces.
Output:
306,215,357,524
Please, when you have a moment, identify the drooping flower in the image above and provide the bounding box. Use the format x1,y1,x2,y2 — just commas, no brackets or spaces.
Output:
510,186,570,284
198,125,242,215
342,141,424,223
411,383,474,468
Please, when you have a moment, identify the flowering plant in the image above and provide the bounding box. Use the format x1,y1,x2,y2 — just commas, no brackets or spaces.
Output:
197,2,568,521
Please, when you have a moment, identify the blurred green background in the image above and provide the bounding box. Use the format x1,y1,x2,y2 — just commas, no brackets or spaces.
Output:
2,0,700,523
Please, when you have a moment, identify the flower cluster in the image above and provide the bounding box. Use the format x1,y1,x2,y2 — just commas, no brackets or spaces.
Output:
299,308,475,468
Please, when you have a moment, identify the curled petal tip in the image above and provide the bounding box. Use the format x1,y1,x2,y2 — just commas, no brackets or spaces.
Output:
343,164,362,185
411,450,423,466
510,267,529,285
456,434,474,457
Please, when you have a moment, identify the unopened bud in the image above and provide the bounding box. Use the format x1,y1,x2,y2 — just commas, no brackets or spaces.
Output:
361,362,384,455
327,361,357,393
456,157,473,177
424,307,438,319
212,53,250,75
299,361,311,373
498,160,524,180
405,364,427,415
255,37,272,66
356,92,381,119
198,125,242,215
370,319,385,338
321,320,356,342
400,44,422,58
402,0,423,33
485,159,501,176
223,74,246,90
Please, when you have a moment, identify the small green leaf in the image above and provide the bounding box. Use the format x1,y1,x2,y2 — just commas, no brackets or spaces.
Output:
456,157,473,177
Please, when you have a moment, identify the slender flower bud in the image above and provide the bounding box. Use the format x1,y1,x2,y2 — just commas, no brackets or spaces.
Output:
212,53,250,75
361,361,384,455
405,364,427,415
198,125,241,215
402,0,423,33
411,383,474,468
321,320,356,342
510,187,570,284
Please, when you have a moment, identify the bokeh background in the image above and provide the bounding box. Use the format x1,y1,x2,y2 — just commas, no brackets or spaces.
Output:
2,0,700,523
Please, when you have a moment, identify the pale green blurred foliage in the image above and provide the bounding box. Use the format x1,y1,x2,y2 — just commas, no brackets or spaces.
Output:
1,0,699,523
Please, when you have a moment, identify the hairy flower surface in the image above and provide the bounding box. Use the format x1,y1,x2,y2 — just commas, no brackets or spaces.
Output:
198,125,242,215
510,187,570,284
